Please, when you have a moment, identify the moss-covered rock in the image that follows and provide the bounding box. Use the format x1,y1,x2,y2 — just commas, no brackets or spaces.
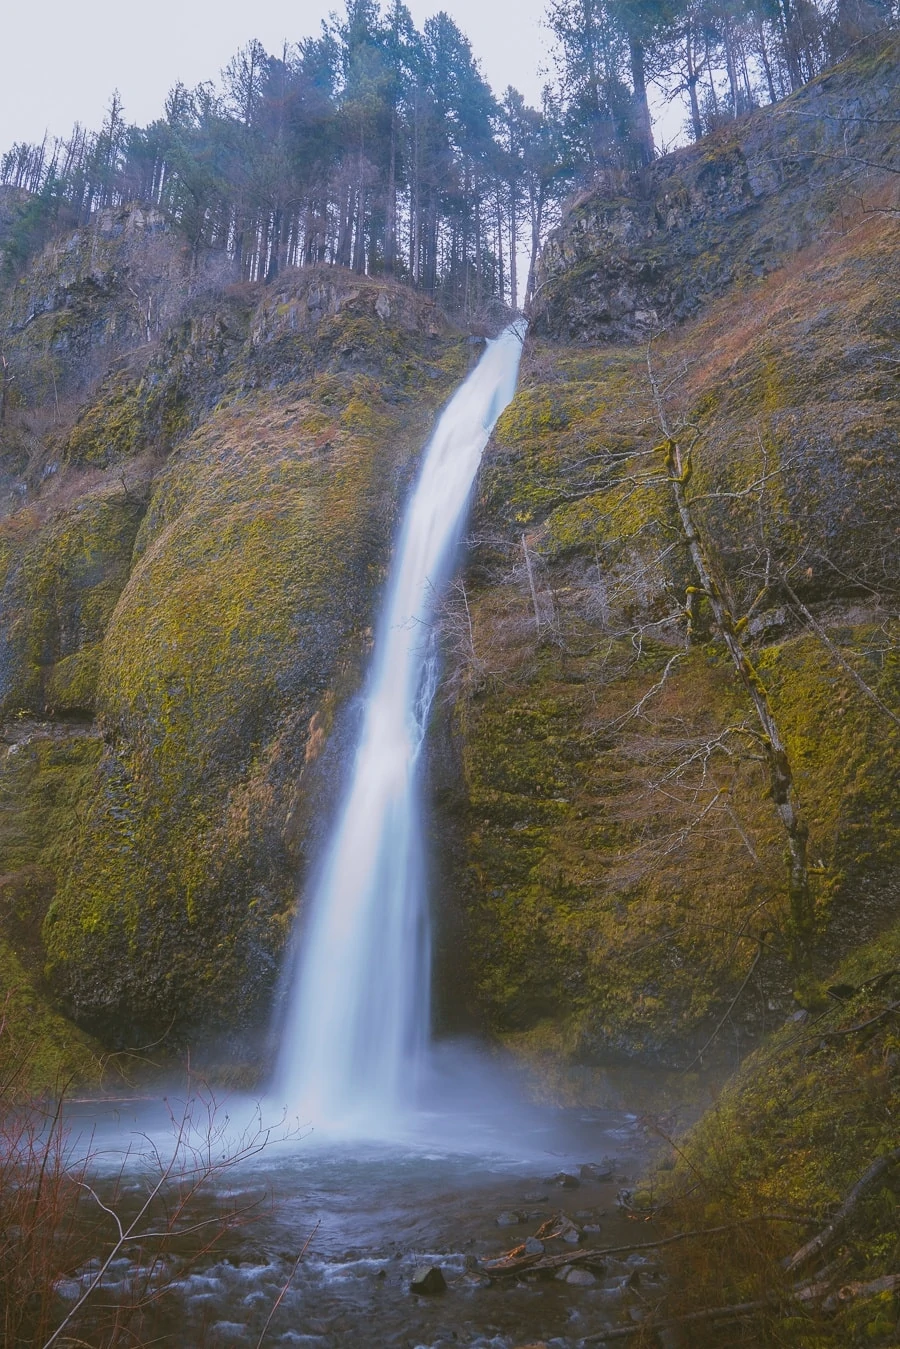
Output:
532,34,900,343
446,194,899,1064
0,721,105,1085
0,491,143,714
39,272,468,1046
650,920,900,1345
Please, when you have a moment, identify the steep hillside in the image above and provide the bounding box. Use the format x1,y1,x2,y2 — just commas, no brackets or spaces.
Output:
0,237,469,1068
432,36,899,1347
439,36,899,1070
0,39,897,1122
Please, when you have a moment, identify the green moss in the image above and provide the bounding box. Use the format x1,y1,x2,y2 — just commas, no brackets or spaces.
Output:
653,919,900,1344
454,242,899,1063
0,728,105,1088
44,299,468,1042
0,492,142,715
0,939,102,1090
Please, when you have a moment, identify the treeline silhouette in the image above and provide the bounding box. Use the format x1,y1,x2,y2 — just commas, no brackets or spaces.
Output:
1,0,896,313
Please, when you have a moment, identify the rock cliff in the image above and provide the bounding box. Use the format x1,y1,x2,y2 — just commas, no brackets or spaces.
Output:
0,39,897,1098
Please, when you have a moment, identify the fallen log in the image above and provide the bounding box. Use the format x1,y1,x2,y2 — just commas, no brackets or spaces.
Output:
479,1215,813,1279
784,1148,900,1275
579,1272,900,1343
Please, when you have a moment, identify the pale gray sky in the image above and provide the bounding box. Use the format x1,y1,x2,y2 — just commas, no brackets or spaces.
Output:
1,0,551,151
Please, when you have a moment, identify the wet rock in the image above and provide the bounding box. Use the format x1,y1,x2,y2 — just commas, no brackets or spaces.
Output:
546,1171,580,1189
496,1210,523,1226
409,1265,446,1295
580,1159,615,1181
624,1252,659,1270
595,1280,630,1306
524,1237,545,1256
535,1213,582,1245
458,1270,492,1290
565,1267,598,1287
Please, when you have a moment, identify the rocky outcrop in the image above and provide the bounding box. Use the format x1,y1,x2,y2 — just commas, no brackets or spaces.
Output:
0,250,469,1061
531,35,900,343
0,39,897,1086
447,127,899,1064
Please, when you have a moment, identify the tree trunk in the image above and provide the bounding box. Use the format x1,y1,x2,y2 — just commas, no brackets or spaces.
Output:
658,423,813,969
629,38,655,164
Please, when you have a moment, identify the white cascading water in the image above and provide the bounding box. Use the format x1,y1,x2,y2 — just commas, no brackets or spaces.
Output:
274,321,526,1132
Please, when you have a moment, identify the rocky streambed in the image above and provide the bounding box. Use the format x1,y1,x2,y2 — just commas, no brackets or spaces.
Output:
58,1072,671,1349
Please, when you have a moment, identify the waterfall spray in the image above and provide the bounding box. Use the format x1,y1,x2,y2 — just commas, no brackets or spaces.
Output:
274,321,526,1131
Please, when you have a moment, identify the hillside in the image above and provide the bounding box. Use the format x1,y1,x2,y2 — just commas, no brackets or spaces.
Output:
0,34,898,1343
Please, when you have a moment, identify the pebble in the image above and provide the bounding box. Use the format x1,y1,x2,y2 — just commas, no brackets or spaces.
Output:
546,1171,580,1189
580,1159,615,1181
524,1237,545,1256
565,1267,598,1287
496,1210,522,1226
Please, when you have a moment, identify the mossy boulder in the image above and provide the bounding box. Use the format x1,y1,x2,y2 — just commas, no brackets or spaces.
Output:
444,197,899,1065
40,272,468,1046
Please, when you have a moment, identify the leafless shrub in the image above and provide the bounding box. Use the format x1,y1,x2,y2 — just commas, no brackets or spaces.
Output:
0,1004,300,1349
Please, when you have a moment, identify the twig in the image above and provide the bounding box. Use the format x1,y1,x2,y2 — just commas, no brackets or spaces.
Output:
680,944,763,1073
779,570,900,728
480,1214,813,1276
604,653,684,731
522,532,542,632
820,1000,900,1041
255,1221,320,1348
583,1272,900,1341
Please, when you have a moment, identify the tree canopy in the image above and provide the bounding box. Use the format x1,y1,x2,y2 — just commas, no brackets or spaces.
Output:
1,0,896,309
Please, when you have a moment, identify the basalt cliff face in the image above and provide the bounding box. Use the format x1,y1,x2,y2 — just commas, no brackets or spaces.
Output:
444,36,899,1069
0,232,469,1077
0,39,897,1105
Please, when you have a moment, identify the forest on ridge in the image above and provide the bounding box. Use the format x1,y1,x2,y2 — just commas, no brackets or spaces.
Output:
3,0,898,314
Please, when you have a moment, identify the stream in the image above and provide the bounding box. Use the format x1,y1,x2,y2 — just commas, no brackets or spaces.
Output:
61,1050,686,1348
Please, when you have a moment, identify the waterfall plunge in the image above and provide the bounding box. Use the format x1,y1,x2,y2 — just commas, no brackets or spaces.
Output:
275,322,526,1132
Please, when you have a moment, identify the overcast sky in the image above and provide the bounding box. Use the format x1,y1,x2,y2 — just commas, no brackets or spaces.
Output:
1,0,552,151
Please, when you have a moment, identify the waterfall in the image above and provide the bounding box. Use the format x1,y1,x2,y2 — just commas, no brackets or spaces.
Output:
274,321,526,1131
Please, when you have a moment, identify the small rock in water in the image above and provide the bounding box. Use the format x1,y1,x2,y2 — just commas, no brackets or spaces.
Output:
496,1210,523,1226
409,1265,446,1295
554,1266,573,1282
524,1237,545,1256
580,1159,615,1181
547,1171,580,1189
566,1267,598,1287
